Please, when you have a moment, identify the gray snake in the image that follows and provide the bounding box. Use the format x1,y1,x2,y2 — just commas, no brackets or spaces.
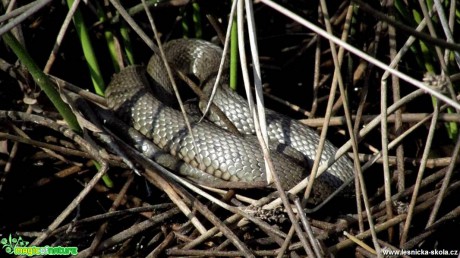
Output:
105,39,354,203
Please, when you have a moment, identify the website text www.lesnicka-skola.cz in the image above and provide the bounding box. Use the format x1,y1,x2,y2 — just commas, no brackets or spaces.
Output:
381,248,458,256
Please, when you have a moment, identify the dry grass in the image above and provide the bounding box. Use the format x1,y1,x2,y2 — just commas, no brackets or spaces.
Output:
1,0,459,257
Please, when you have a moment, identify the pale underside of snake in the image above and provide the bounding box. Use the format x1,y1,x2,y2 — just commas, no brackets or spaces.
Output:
105,38,354,203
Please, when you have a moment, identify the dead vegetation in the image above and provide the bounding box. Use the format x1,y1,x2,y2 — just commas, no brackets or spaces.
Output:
1,0,460,257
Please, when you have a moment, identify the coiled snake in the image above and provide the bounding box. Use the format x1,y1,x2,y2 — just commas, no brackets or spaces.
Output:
105,39,354,203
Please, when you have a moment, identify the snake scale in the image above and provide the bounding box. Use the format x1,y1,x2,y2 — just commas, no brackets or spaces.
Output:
105,39,354,203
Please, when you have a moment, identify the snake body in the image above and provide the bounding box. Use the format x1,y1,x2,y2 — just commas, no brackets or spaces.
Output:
106,39,354,202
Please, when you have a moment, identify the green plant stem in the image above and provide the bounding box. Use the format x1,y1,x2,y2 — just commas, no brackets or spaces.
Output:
121,22,135,65
2,32,81,133
66,0,105,96
95,1,120,73
181,8,190,38
192,2,202,38
229,2,238,91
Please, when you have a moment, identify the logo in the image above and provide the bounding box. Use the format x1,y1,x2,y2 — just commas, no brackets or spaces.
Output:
1,234,78,256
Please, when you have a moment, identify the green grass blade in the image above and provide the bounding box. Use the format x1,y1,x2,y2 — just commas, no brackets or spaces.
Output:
230,9,238,91
192,2,202,38
121,22,135,65
95,1,120,73
66,0,105,96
